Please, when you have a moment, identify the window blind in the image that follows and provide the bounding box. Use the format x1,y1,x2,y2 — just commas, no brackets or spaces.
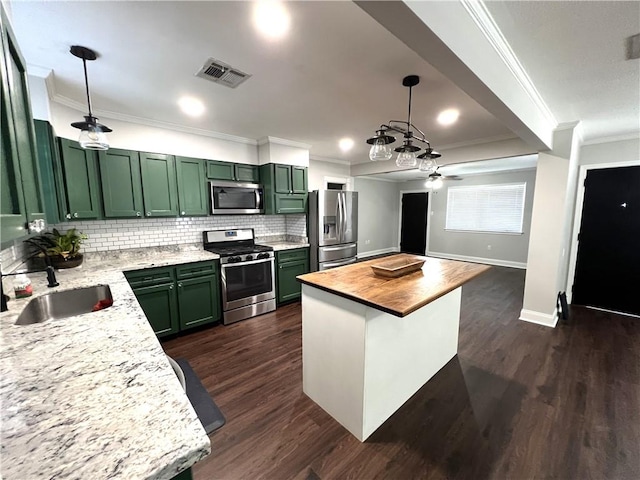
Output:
445,183,526,234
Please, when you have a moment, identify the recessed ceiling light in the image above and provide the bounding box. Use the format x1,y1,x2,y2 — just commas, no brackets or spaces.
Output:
178,96,205,117
437,109,459,126
339,138,354,152
253,1,290,40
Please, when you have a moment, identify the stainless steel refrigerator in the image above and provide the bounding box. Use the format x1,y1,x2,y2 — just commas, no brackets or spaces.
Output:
309,190,358,271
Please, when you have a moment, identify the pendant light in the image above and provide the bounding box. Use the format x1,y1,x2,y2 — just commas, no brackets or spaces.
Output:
69,45,112,150
366,75,441,168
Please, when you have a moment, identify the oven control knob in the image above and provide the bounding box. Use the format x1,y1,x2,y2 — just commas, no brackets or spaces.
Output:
246,255,254,261
228,256,241,263
257,253,269,260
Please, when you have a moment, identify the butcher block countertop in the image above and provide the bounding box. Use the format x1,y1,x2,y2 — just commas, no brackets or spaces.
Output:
297,254,491,317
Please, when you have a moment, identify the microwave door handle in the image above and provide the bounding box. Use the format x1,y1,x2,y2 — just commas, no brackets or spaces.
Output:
254,189,260,209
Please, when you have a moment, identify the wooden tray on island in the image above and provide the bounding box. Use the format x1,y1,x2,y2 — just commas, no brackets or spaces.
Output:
371,256,426,278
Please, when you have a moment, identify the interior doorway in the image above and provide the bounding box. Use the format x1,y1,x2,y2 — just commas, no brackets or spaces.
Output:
399,192,429,255
572,165,640,317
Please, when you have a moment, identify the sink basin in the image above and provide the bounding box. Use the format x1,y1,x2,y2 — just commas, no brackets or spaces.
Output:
15,285,113,325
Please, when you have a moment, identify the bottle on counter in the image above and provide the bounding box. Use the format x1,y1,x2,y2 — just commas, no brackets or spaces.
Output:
13,271,33,298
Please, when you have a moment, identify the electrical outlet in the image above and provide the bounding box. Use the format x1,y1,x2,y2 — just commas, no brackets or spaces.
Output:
487,245,492,250
365,239,371,245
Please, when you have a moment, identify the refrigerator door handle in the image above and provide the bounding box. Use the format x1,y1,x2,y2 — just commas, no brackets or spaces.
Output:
336,192,343,242
321,243,357,252
341,192,347,243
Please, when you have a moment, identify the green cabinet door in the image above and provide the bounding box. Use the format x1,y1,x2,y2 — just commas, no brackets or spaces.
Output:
206,160,235,180
1,7,45,246
58,138,101,220
276,248,309,304
235,164,260,183
176,156,208,216
33,120,62,224
140,152,178,217
291,166,308,194
133,282,179,337
273,164,292,194
177,274,220,330
99,148,143,218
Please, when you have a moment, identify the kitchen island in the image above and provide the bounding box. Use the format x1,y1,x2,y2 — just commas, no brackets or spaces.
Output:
296,254,490,441
0,246,217,480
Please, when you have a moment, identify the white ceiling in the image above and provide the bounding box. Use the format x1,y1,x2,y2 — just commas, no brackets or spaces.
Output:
7,1,640,167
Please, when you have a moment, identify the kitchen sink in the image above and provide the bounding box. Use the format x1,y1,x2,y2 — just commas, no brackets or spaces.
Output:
15,285,113,325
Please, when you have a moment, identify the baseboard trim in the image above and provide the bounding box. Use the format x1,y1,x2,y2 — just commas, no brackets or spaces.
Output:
358,247,399,259
427,251,527,269
519,308,558,328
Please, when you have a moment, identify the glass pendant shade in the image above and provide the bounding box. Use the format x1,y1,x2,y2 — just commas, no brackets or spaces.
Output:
396,150,417,168
78,125,109,150
418,158,437,172
425,178,433,188
432,177,444,189
369,137,393,161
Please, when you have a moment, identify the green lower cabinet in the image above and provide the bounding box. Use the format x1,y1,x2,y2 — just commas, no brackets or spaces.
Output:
132,282,179,337
172,468,193,480
126,261,220,337
276,248,309,304
177,274,220,330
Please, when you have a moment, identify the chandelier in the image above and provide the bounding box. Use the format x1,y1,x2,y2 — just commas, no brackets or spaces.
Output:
69,45,112,150
366,75,441,170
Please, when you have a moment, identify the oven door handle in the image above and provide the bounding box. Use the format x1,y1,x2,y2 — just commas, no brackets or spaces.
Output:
221,257,274,269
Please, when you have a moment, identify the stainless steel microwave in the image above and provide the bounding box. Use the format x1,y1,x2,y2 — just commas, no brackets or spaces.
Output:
209,181,264,215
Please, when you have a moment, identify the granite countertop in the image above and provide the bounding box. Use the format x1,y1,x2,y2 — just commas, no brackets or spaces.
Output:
259,241,309,251
0,246,218,480
297,254,491,317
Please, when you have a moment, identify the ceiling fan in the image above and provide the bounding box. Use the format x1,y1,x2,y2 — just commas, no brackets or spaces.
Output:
424,165,462,189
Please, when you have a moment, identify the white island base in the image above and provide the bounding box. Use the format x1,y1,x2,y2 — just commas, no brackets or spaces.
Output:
302,284,462,441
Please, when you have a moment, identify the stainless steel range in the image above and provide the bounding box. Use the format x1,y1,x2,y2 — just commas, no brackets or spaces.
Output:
203,229,275,325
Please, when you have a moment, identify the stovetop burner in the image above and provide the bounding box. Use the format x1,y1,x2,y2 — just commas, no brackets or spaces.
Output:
202,228,273,261
205,244,273,257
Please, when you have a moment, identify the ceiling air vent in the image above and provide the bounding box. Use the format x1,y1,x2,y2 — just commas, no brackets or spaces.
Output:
195,58,251,88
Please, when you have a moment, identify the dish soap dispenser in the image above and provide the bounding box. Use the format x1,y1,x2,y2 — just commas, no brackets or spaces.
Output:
13,271,33,298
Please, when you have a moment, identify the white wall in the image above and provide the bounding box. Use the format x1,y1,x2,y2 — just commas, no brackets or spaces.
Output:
580,137,640,165
308,159,351,191
353,177,399,257
48,102,259,164
400,169,536,268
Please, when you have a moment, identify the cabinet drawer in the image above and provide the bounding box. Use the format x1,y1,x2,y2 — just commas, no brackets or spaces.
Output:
176,261,218,280
125,267,175,287
277,248,308,264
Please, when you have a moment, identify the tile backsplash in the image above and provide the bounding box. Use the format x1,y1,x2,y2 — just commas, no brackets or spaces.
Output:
47,214,307,252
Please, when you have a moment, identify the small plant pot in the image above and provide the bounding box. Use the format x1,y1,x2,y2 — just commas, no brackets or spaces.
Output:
50,254,84,269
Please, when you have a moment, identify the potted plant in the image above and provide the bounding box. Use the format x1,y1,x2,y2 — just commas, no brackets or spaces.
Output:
25,228,88,269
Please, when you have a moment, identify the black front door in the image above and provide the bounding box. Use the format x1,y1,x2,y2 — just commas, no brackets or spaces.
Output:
400,192,428,255
572,166,640,316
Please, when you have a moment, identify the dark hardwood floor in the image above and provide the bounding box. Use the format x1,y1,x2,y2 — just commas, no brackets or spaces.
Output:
163,267,640,479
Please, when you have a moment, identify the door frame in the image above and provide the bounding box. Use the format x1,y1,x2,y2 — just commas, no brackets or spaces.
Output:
397,189,431,255
566,160,640,303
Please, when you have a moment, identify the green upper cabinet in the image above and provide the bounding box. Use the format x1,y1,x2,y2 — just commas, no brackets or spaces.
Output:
291,166,308,194
1,6,45,246
33,120,62,224
139,152,179,217
206,160,259,183
175,156,208,216
99,148,144,218
260,163,308,214
57,138,102,220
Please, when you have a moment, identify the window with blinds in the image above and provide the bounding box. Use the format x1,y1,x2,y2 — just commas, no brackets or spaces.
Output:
445,183,526,234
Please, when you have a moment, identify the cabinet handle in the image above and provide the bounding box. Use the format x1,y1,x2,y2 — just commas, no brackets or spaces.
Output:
178,283,183,288
65,213,72,220
169,285,174,290
73,212,79,218
181,211,185,216
147,212,151,216
136,212,141,217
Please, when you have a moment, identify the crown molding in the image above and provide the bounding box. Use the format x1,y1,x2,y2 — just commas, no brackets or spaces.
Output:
309,155,351,166
257,136,312,149
460,0,557,127
52,93,258,146
582,131,640,146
